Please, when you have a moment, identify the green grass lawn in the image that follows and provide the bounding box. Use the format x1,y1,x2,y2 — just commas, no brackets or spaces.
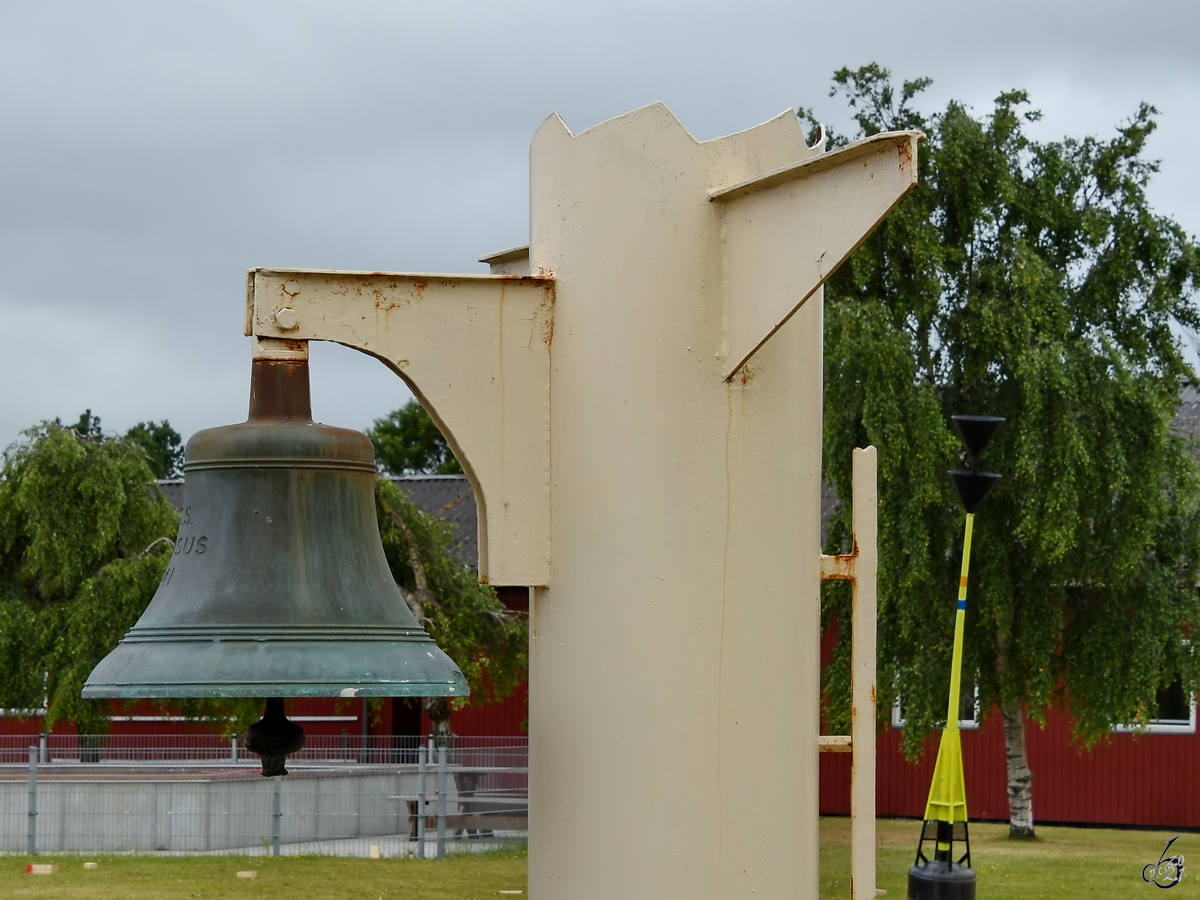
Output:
822,817,1198,899
2,849,528,900
3,820,1196,898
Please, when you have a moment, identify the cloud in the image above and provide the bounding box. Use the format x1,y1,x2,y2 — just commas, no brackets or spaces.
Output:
1,0,1197,449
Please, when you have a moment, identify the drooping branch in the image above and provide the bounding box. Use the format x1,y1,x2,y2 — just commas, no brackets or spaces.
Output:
92,535,175,582
385,505,439,627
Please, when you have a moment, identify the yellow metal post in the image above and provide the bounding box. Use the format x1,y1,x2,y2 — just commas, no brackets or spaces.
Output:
923,513,974,827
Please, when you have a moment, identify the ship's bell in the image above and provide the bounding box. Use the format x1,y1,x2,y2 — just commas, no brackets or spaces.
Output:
83,350,467,771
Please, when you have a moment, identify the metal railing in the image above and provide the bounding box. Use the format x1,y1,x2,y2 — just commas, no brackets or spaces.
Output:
0,733,526,766
0,735,527,858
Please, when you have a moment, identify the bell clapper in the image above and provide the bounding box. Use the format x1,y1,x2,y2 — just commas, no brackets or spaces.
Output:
243,698,306,776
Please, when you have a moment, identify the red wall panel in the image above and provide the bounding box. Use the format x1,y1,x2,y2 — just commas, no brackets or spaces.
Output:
820,704,1200,829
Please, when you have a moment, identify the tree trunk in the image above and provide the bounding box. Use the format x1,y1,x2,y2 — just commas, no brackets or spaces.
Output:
388,507,455,747
424,696,454,746
1002,700,1035,839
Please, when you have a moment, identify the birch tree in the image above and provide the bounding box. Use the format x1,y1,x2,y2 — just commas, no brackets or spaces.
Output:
0,420,256,733
375,479,526,742
813,65,1200,838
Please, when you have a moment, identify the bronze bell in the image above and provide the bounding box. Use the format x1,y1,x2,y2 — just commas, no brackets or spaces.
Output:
83,350,467,774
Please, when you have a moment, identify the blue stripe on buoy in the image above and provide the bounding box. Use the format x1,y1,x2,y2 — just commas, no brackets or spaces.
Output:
957,600,966,610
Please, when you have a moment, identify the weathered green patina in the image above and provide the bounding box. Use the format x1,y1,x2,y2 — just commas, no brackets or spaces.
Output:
83,358,467,701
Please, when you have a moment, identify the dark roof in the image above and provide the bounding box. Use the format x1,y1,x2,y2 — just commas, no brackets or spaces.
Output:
158,386,1200,568
157,479,184,511
155,474,479,570
388,475,478,568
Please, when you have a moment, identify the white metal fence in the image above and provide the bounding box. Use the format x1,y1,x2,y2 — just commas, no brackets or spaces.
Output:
0,736,527,858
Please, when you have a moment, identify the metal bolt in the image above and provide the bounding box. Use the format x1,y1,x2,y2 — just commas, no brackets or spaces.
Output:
274,307,299,330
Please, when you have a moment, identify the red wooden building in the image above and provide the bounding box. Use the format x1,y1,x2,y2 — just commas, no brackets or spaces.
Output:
816,610,1199,830
6,474,1194,828
820,706,1200,830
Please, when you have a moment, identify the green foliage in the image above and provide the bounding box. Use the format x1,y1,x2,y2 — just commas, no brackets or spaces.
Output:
0,416,518,737
0,422,180,732
66,409,103,439
810,65,1200,752
375,479,526,709
42,548,176,733
123,420,184,479
368,401,463,476
2,848,529,898
0,423,178,605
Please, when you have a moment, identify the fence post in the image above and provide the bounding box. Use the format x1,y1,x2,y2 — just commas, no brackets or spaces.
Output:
38,732,47,765
27,745,37,856
436,745,447,860
362,697,370,763
272,775,282,856
416,744,427,858
231,734,238,763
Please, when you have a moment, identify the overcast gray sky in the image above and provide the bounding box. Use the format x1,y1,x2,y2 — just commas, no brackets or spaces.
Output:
1,0,1197,452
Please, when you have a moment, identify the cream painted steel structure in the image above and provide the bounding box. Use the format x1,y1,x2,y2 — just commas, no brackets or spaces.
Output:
819,447,879,900
246,104,916,899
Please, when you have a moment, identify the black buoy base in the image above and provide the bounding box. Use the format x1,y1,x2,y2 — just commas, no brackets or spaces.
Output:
908,861,976,900
243,698,306,776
